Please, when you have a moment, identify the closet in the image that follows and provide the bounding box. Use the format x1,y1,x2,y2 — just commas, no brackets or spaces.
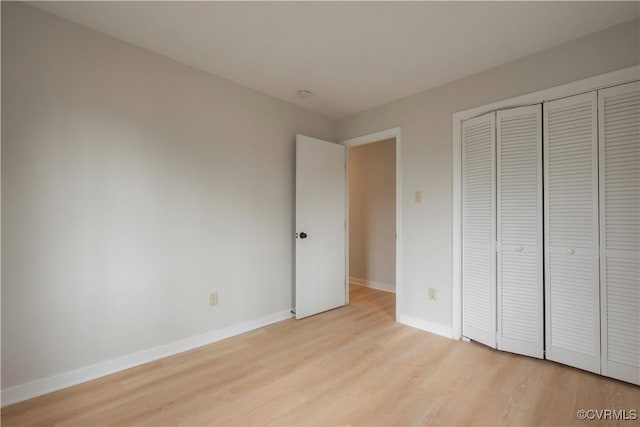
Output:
461,80,640,385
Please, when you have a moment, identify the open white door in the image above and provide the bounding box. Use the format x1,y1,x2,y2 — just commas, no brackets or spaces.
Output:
295,135,346,319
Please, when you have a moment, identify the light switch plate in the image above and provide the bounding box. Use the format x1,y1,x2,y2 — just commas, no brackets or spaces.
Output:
209,292,219,306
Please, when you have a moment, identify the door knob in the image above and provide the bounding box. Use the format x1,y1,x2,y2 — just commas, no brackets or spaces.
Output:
299,232,308,239
515,246,524,252
567,248,575,255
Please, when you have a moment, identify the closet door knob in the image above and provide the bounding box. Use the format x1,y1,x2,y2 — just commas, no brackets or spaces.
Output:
567,248,575,255
515,246,524,252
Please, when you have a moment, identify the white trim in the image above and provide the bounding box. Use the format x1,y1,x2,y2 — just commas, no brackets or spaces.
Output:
343,127,400,148
453,66,639,125
342,127,402,322
1,310,293,407
345,147,351,306
398,314,453,339
350,277,396,294
451,65,640,340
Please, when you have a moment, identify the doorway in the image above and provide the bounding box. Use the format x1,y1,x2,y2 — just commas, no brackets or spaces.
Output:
343,128,401,320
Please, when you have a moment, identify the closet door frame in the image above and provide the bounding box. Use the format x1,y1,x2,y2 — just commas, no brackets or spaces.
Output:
452,65,639,341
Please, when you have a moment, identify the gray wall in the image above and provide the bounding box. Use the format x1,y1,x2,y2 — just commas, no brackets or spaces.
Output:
338,18,640,330
349,138,396,288
1,2,336,389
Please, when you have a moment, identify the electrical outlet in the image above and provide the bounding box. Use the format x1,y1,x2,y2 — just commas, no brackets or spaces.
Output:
209,292,219,306
429,288,437,301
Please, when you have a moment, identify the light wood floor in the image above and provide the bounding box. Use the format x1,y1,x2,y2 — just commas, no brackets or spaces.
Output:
3,285,638,426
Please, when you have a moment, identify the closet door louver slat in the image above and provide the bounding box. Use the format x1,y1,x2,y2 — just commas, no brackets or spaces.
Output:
599,81,640,386
544,92,601,374
462,112,496,348
497,105,543,359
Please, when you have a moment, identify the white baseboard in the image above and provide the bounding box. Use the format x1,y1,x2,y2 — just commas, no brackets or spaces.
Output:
1,309,292,407
398,314,453,339
349,277,395,293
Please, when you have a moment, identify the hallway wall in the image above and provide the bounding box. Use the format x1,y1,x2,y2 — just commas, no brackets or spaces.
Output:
349,138,396,291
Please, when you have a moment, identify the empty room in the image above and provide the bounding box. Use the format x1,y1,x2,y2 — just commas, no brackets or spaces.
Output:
2,1,639,426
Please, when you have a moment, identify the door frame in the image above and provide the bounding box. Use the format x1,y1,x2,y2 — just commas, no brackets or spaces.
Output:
451,65,640,340
342,127,402,320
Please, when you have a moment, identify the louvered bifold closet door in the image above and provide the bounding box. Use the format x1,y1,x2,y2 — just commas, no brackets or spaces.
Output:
544,92,600,374
497,105,543,359
598,81,640,385
462,112,497,348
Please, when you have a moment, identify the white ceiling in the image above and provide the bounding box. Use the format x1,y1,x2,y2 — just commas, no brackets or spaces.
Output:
30,1,639,119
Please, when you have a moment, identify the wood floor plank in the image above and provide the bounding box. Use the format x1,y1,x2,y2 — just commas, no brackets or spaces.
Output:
2,285,638,426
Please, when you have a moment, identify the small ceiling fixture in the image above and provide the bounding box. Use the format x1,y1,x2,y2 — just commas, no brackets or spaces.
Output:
297,89,312,98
